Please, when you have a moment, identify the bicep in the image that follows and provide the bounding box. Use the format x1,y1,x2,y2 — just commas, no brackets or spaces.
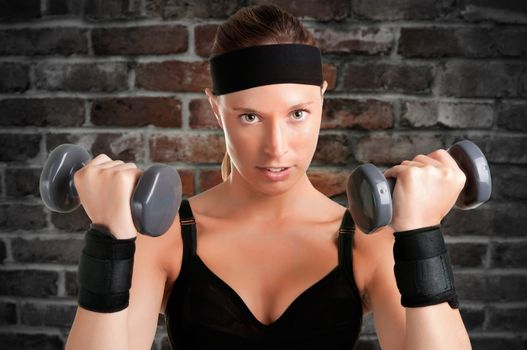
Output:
363,229,406,350
127,214,181,350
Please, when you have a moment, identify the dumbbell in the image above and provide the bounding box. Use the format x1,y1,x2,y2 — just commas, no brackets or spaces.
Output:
346,140,492,234
39,144,182,237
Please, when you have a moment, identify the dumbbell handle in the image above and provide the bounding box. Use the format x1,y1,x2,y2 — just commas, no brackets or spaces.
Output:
39,144,182,237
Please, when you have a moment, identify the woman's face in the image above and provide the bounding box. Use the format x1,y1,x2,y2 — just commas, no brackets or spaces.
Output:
206,81,328,195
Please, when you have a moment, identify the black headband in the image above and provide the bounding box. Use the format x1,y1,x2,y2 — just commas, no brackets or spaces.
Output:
209,43,323,95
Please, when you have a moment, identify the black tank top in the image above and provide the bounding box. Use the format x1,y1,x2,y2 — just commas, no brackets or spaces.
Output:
164,199,363,349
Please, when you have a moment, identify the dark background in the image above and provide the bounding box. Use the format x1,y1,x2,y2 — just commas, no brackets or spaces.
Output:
0,0,526,349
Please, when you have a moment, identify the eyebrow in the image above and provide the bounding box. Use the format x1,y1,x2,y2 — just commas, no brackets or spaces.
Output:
231,101,315,113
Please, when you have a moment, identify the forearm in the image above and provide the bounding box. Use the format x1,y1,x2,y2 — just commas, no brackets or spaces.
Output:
405,303,471,350
66,307,130,350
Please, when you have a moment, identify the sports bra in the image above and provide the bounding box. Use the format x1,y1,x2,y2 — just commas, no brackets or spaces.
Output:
164,199,363,349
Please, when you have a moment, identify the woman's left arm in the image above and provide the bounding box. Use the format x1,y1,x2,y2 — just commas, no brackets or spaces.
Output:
365,229,471,350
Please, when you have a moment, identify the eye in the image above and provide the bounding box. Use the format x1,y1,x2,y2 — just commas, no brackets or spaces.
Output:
291,109,309,120
239,114,260,124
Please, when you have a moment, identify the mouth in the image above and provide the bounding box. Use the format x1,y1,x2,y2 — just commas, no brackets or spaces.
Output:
256,166,291,172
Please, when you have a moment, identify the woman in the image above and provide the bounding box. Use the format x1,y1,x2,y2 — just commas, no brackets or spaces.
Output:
66,4,471,350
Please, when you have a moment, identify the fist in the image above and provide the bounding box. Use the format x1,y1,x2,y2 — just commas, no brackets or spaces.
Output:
383,149,466,232
73,154,143,239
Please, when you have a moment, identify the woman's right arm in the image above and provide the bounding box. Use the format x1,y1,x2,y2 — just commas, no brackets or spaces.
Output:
65,215,180,350
64,154,183,350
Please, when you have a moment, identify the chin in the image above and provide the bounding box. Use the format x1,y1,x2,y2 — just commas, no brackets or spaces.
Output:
253,170,303,196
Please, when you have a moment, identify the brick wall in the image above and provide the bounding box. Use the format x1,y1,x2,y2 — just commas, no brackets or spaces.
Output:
0,0,526,349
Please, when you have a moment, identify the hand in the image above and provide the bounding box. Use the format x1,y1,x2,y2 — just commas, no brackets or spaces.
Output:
73,154,143,239
383,149,467,232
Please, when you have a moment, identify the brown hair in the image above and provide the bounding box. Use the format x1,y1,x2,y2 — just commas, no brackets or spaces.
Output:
209,4,318,181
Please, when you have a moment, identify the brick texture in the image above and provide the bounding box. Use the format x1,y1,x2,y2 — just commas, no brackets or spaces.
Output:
1,1,525,349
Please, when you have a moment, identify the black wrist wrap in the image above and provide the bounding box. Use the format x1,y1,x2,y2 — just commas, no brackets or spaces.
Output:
77,224,137,313
393,225,459,309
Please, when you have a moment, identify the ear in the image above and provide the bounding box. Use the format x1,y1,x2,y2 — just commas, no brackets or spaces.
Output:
204,87,224,130
320,80,328,96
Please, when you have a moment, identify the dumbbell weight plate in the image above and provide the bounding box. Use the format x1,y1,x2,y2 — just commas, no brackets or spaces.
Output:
39,144,91,213
131,164,183,237
447,140,492,210
346,163,393,234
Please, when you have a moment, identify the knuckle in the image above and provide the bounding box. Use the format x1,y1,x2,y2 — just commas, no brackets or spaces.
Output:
457,171,467,185
412,154,424,161
95,153,111,160
424,164,435,172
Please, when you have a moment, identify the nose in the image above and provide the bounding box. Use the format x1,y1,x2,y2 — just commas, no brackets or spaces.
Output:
263,119,288,158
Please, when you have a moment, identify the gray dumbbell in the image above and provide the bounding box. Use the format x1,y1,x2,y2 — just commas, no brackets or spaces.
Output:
346,140,492,234
39,144,182,237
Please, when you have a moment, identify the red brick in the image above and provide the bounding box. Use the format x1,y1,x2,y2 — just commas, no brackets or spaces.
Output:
34,62,128,92
200,169,223,191
177,169,196,197
401,100,494,129
487,306,527,331
496,28,527,57
313,26,394,55
307,169,348,197
323,63,337,91
461,0,527,23
0,204,47,231
51,205,91,232
0,301,16,325
438,61,523,98
399,27,495,58
46,0,83,16
195,24,219,57
92,25,188,55
497,101,527,132
342,63,433,93
0,134,41,162
446,242,487,267
491,241,527,268
84,0,142,21
486,135,527,164
11,238,83,264
356,134,443,165
0,270,58,297
145,0,243,19
46,133,146,163
0,28,88,56
354,0,458,21
136,61,210,92
150,134,225,163
251,0,351,21
20,302,76,327
0,98,84,127
5,168,41,198
322,98,394,130
491,164,527,200
0,0,41,22
313,134,350,165
189,98,219,129
0,62,29,92
92,97,182,128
